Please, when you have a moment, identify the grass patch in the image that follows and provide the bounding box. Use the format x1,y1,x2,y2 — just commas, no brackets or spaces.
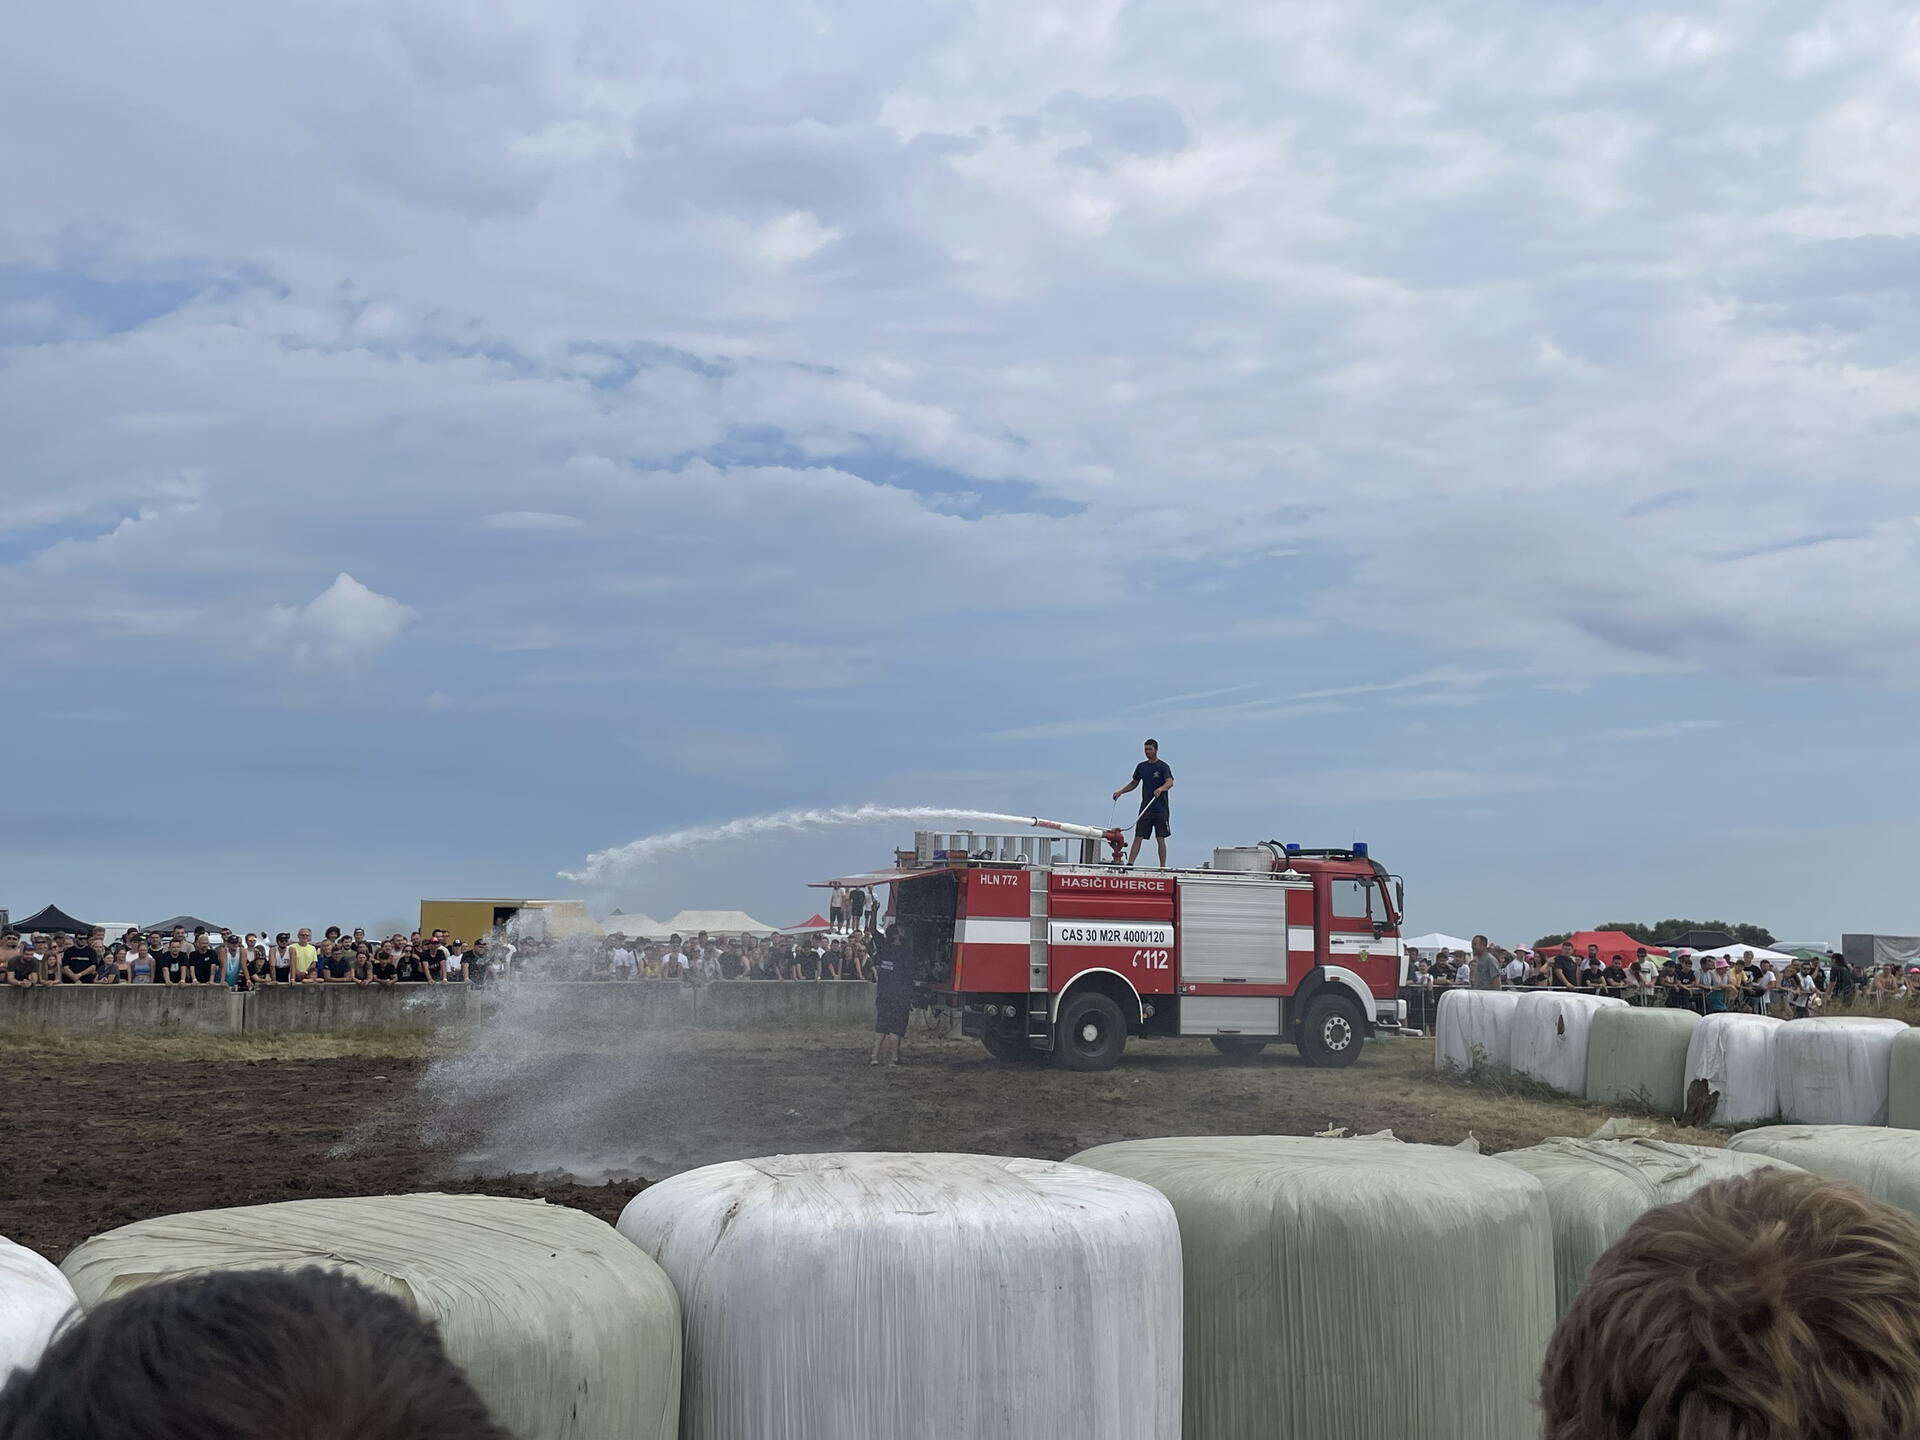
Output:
0,1028,440,1063
1820,997,1920,1025
1409,1039,1725,1149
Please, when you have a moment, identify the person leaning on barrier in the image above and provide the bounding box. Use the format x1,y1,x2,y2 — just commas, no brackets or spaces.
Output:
0,1266,513,1440
2,933,36,988
1541,1168,1920,1440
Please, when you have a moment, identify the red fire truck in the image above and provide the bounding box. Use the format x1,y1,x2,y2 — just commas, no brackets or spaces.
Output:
824,821,1406,1071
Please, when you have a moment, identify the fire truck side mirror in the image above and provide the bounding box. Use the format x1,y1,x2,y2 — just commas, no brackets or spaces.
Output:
1373,919,1392,938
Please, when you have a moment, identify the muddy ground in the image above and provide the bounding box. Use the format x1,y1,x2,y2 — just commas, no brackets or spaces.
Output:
0,1028,1716,1259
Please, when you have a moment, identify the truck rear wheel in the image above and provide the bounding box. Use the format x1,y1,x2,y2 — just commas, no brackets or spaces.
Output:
1054,991,1127,1072
1296,993,1364,1068
1209,1036,1267,1060
981,1028,1040,1062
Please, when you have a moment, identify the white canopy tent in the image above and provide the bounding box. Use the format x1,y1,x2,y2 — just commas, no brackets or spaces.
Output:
660,909,777,938
1693,943,1797,964
597,913,664,940
1404,932,1474,954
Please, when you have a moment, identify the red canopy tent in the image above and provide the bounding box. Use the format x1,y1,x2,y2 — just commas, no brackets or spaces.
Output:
779,914,831,937
1561,930,1667,961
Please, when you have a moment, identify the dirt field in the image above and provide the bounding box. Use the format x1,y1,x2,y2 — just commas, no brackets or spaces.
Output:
0,1027,1721,1260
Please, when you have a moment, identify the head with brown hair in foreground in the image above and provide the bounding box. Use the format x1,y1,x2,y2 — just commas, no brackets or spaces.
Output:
0,1266,514,1440
1542,1166,1920,1440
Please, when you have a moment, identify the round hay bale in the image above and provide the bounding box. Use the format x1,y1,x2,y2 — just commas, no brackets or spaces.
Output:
1773,1017,1908,1125
1511,992,1628,1096
0,1237,77,1381
1727,1125,1920,1221
1434,989,1524,1074
1490,1138,1801,1316
617,1152,1181,1440
1069,1135,1554,1440
1888,1028,1920,1130
1685,1013,1783,1125
60,1194,679,1440
1583,1006,1699,1116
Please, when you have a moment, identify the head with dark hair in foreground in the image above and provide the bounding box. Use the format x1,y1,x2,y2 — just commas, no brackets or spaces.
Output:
0,1266,514,1440
1542,1167,1920,1440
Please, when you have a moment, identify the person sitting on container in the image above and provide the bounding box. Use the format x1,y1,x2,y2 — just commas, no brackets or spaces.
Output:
869,925,915,1067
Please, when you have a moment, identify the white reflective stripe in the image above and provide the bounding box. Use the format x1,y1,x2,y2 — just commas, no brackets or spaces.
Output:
959,917,1031,947
1288,927,1316,951
1048,921,1174,948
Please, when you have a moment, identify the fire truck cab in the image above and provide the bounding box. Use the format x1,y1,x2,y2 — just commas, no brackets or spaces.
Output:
832,829,1406,1071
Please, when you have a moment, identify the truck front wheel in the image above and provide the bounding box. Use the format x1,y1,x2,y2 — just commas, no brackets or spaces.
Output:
1054,991,1127,1072
1297,993,1364,1068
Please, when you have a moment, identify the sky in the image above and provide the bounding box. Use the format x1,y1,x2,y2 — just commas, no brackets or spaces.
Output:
4,0,1919,945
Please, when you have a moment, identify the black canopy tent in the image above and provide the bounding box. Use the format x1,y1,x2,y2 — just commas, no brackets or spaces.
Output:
9,904,95,935
143,914,223,934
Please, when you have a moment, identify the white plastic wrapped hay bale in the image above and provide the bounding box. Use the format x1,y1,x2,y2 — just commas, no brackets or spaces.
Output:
1510,991,1627,1095
1773,1017,1908,1125
1888,1029,1920,1130
617,1152,1180,1440
59,1194,679,1440
1727,1126,1920,1220
1583,1006,1699,1115
1434,988,1524,1073
1490,1137,1800,1316
1069,1135,1554,1440
0,1237,77,1380
1684,1013,1783,1125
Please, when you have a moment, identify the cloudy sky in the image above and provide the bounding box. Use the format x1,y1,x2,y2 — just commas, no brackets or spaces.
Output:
6,0,1918,943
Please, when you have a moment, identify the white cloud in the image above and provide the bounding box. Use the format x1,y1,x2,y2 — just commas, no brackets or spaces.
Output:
4,0,1920,693
484,510,585,531
1600,719,1727,742
262,573,417,665
1281,769,1545,806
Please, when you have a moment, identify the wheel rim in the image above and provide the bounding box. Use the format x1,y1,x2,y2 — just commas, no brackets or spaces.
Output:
1323,1015,1353,1051
1079,1019,1101,1046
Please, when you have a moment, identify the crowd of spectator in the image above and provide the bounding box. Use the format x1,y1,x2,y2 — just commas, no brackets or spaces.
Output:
1401,934,1906,1030
0,921,882,991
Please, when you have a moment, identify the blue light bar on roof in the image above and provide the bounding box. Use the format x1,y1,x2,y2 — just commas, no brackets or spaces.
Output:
1352,842,1369,857
1284,843,1301,854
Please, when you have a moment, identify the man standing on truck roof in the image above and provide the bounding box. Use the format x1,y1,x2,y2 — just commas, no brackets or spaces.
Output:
1113,738,1174,869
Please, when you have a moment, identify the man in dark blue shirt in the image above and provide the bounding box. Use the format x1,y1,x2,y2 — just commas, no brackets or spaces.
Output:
1113,738,1175,868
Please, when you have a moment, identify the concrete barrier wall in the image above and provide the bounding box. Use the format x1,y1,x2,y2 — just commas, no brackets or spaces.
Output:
0,981,878,1036
0,985,241,1034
